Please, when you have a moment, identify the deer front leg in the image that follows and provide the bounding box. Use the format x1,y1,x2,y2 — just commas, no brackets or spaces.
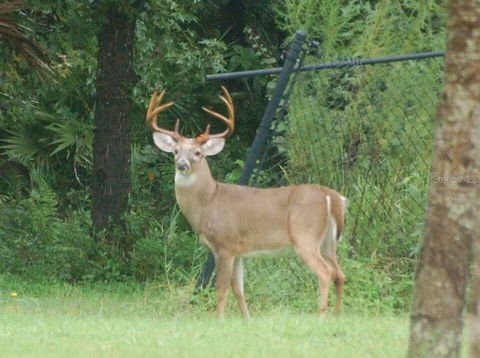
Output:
214,254,234,319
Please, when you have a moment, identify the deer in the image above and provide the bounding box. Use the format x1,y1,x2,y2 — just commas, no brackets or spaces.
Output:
146,87,346,320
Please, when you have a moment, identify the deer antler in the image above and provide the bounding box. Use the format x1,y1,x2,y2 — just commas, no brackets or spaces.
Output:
199,86,235,142
146,90,180,139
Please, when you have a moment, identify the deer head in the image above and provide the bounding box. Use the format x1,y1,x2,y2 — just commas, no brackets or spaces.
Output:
146,86,234,175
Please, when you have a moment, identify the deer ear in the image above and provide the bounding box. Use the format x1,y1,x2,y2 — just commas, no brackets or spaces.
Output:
201,138,225,156
153,133,176,153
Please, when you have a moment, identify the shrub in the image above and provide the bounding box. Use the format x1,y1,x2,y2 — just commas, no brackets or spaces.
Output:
131,238,165,281
0,175,94,282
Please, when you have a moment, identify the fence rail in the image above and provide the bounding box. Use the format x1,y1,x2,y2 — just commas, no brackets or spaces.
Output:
206,51,444,81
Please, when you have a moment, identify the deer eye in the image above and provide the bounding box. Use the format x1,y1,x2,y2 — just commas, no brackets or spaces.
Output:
174,149,179,155
194,150,201,157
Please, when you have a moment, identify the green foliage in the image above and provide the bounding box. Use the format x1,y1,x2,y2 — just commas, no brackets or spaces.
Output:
243,254,413,314
281,58,443,261
0,166,205,283
2,109,92,181
0,0,53,77
261,0,445,268
131,238,165,281
0,0,251,283
274,0,446,58
340,257,414,312
0,172,94,282
128,203,206,282
0,0,448,314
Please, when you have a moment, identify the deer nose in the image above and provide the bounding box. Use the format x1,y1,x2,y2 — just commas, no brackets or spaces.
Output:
177,160,189,172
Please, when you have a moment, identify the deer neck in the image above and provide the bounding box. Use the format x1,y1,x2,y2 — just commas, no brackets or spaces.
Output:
174,158,217,231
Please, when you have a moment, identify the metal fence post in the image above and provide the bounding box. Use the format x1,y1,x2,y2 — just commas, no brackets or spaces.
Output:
238,30,306,185
195,29,307,291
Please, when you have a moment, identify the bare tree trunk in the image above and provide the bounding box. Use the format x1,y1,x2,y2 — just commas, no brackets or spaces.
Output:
91,3,142,253
408,0,480,356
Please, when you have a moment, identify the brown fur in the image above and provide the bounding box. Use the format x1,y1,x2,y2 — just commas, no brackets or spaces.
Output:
174,157,346,319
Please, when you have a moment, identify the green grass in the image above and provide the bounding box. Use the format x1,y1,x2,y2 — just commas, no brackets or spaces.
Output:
0,280,408,357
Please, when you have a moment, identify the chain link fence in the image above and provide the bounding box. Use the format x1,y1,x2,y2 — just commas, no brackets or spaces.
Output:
254,49,444,257
201,32,444,309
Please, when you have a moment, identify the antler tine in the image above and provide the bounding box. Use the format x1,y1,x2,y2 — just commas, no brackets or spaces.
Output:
204,124,211,134
200,86,235,141
146,90,179,139
174,119,180,133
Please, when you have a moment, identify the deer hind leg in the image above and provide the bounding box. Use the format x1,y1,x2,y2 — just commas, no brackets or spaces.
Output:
331,258,345,315
290,196,332,317
324,247,345,315
321,238,345,315
231,257,250,320
214,254,234,319
294,243,332,318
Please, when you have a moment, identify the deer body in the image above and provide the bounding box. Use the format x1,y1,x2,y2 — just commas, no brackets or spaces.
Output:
175,158,344,257
146,87,346,319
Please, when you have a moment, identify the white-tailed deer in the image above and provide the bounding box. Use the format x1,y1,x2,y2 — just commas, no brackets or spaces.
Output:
146,87,346,319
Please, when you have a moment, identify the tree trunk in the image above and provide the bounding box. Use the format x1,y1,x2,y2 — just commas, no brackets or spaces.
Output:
91,6,139,252
472,249,480,357
408,1,480,356
220,0,246,46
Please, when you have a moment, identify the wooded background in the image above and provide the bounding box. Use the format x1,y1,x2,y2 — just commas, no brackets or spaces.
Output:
0,0,446,307
3,1,480,355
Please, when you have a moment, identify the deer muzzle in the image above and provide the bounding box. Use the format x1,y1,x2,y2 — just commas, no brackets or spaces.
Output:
176,159,190,172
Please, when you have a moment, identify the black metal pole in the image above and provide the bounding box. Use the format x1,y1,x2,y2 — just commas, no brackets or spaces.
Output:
251,42,310,187
195,29,307,291
238,29,306,185
195,252,215,290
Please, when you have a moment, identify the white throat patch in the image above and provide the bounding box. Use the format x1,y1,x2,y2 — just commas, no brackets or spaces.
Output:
175,171,196,187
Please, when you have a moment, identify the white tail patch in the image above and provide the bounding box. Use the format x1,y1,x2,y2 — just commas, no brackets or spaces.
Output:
326,195,331,217
338,195,347,242
326,195,338,242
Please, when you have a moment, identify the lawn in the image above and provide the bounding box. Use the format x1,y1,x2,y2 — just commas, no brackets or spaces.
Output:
0,281,408,357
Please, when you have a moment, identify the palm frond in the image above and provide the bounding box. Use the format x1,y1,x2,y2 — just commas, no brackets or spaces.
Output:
0,0,52,78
